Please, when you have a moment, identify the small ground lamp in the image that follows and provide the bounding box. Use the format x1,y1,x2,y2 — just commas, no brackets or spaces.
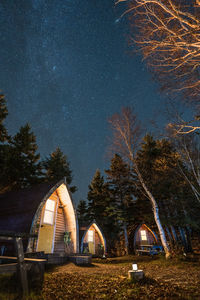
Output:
128,262,144,281
132,263,138,271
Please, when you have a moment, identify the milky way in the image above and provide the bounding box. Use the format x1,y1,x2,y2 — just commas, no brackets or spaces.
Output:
0,0,165,203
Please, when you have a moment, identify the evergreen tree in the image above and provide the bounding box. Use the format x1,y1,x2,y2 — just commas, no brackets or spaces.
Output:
105,154,135,254
135,135,196,252
109,107,171,258
7,123,42,189
0,94,8,142
77,200,88,227
87,169,108,223
87,169,120,252
0,94,10,192
43,147,77,192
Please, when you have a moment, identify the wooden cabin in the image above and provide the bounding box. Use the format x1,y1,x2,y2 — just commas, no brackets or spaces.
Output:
0,179,79,257
80,222,106,256
133,224,158,249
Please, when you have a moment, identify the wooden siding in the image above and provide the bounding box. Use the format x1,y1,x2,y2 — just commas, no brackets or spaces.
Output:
56,184,77,254
95,230,101,254
54,202,66,253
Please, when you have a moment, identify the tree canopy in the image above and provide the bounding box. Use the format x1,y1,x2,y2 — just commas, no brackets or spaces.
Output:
0,95,76,193
5,123,42,189
42,147,76,192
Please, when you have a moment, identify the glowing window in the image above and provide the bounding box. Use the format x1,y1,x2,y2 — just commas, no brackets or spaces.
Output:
141,230,147,241
88,230,94,242
43,199,55,225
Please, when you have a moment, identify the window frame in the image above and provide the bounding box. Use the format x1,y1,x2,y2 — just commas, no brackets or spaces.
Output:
43,199,55,225
140,230,147,241
87,230,94,242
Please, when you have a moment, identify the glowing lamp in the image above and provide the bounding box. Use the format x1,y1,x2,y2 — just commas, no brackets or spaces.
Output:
132,263,138,271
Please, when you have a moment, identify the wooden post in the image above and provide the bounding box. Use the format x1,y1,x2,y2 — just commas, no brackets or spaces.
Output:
15,237,29,296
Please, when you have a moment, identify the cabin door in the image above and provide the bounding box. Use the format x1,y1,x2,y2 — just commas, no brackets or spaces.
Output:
88,230,95,254
37,199,57,253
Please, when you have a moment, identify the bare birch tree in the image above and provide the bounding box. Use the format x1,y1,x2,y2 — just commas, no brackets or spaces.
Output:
167,118,200,135
108,107,171,258
172,133,200,203
116,0,200,133
117,0,200,104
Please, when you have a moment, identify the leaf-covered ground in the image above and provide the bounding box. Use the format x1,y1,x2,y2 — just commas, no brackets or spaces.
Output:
1,255,200,299
42,255,200,300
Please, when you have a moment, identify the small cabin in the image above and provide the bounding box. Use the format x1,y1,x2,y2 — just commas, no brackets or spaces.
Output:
134,224,158,249
80,222,106,256
0,179,79,257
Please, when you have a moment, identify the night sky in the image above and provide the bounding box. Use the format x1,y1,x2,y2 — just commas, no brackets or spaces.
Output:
0,0,166,204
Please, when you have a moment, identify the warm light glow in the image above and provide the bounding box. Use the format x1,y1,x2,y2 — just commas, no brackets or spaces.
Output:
141,230,147,241
43,199,55,225
57,184,77,253
91,223,106,250
117,0,200,105
132,263,138,271
88,230,94,242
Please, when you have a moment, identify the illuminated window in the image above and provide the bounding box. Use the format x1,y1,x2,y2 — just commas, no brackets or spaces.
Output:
43,199,55,225
141,230,147,241
88,230,94,242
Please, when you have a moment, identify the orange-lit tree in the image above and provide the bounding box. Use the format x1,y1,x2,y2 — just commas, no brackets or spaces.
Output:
117,0,200,133
118,0,200,102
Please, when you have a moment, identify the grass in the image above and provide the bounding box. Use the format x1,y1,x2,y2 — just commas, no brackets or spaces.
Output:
0,255,200,299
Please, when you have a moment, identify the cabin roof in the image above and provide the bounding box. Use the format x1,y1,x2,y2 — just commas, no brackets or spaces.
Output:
0,180,65,234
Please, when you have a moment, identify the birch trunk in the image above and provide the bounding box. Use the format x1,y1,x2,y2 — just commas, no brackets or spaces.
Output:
178,227,188,253
170,225,178,243
135,164,171,258
165,226,173,242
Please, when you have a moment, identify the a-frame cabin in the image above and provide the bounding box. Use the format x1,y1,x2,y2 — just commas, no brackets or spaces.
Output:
0,179,79,258
80,221,106,256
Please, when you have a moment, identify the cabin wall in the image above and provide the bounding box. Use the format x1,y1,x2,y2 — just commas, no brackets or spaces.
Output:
95,230,102,254
56,184,77,253
54,201,66,253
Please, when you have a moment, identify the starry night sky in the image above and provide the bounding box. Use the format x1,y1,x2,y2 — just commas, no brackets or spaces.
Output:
0,0,167,204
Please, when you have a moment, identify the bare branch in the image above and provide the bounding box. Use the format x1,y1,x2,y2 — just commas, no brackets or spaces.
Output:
117,0,200,105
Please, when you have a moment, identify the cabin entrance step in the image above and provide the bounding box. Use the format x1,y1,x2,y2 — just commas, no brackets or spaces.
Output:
68,254,92,265
46,253,68,264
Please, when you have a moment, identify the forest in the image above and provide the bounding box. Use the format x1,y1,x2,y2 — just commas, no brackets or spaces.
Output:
1,91,200,258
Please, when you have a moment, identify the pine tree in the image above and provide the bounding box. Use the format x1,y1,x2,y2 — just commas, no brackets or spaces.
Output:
0,94,10,192
87,169,120,252
7,123,42,189
109,107,171,258
43,147,77,192
87,169,108,223
105,154,135,254
135,135,196,252
0,94,8,143
77,200,88,227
